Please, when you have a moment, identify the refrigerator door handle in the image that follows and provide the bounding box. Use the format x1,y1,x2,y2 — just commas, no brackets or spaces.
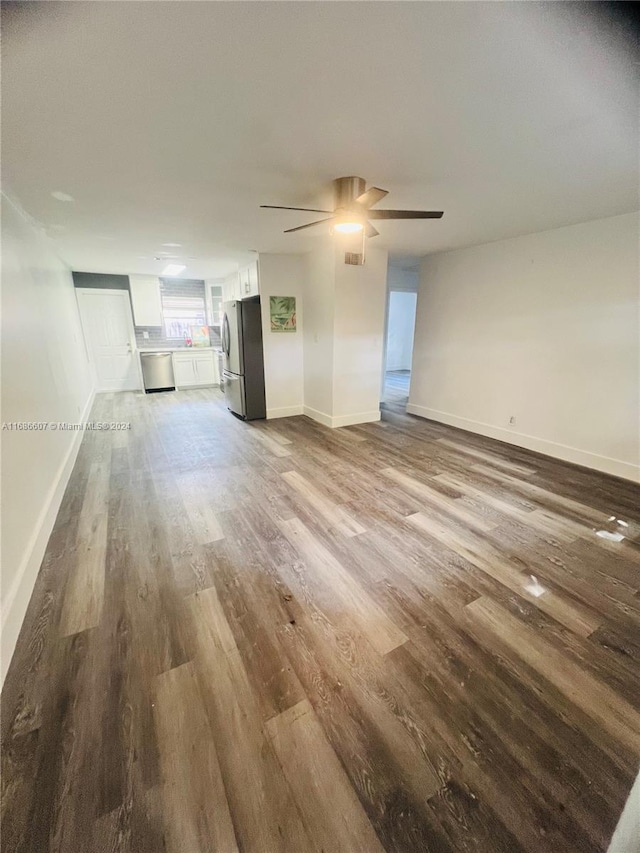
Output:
222,312,230,356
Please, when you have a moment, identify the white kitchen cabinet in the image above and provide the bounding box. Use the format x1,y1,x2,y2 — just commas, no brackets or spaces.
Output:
205,281,224,326
237,260,260,299
222,272,240,302
221,263,259,302
172,350,219,388
192,353,217,385
238,266,250,297
129,275,162,326
247,260,259,297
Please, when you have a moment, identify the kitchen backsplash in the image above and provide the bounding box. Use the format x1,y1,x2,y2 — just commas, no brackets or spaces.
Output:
135,277,222,349
135,325,222,349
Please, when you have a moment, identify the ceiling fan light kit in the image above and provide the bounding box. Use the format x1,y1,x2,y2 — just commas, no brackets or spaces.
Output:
261,176,444,264
332,220,364,234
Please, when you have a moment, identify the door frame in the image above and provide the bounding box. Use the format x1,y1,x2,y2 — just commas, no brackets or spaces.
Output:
75,288,142,391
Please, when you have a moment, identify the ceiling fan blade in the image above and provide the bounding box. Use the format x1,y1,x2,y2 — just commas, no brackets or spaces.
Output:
355,187,388,209
366,223,380,238
368,210,444,219
284,217,335,233
261,205,332,213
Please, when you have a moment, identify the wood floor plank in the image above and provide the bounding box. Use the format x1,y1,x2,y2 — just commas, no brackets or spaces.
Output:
59,459,110,637
464,596,640,755
253,425,293,446
276,613,452,852
278,516,408,655
381,467,497,533
187,585,316,853
407,511,601,637
281,469,366,536
176,472,225,544
432,471,586,542
206,531,307,722
436,437,536,476
265,699,386,853
154,661,238,853
472,463,611,527
247,426,292,457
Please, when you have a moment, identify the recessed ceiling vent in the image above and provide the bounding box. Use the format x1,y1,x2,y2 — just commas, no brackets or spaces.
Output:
344,252,364,266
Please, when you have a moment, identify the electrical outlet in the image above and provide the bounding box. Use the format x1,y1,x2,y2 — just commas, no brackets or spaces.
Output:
143,331,149,339
509,415,517,425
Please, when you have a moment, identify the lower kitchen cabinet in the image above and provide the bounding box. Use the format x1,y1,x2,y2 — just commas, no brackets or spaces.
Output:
172,350,219,389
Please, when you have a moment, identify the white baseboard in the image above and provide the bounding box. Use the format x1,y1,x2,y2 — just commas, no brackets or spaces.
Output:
267,405,304,420
1,387,96,685
303,406,334,427
406,403,640,483
331,410,381,428
303,406,381,429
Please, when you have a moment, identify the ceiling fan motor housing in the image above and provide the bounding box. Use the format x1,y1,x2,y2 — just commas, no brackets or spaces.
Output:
333,176,366,211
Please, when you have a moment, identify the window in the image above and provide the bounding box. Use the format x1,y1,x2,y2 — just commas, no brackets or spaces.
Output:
162,295,207,339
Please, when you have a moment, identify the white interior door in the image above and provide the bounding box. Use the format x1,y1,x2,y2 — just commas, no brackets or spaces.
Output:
76,289,140,391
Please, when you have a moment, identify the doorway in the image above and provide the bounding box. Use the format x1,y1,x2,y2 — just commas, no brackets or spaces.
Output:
384,289,417,403
76,289,141,391
381,258,420,409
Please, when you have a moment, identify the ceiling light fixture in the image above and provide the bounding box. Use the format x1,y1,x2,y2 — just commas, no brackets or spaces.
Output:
161,263,186,276
333,220,364,234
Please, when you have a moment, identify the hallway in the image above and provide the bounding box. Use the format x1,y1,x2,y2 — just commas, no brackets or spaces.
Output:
383,369,411,406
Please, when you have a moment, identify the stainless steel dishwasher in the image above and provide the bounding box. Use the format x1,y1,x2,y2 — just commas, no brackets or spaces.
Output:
140,352,175,392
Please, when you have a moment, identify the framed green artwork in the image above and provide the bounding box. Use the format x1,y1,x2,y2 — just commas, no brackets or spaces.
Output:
269,296,297,333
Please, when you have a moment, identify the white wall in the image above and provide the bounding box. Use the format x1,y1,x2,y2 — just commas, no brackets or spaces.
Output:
301,245,388,427
303,246,336,419
1,195,94,682
332,248,388,423
258,254,305,418
386,291,417,371
409,212,640,481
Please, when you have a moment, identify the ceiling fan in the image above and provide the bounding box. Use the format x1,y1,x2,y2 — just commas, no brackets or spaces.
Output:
261,176,443,263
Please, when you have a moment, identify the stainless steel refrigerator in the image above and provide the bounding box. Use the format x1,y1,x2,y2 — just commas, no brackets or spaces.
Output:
221,297,266,420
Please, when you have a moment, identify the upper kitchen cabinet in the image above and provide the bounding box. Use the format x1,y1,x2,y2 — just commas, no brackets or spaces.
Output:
129,275,162,326
238,260,260,299
221,261,260,303
205,280,224,326
247,260,259,297
222,271,240,303
238,266,250,297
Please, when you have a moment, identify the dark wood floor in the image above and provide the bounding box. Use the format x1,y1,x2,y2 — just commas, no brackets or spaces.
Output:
2,387,640,853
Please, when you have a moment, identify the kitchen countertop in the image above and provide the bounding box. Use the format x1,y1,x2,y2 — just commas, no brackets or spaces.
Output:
137,346,222,353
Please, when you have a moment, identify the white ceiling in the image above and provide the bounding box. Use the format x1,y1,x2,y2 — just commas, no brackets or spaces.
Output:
3,1,638,279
